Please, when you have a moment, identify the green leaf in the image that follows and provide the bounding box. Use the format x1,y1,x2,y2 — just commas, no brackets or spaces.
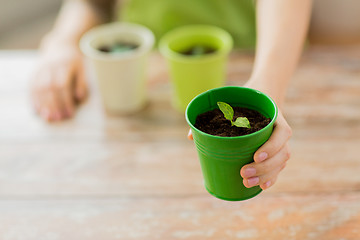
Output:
233,117,251,128
217,102,234,122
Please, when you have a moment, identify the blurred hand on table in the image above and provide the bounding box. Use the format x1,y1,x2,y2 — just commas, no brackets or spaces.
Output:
30,39,87,122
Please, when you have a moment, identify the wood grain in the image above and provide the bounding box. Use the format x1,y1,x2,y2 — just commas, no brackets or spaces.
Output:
0,46,360,239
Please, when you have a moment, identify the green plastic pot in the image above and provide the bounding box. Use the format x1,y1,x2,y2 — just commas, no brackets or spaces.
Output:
185,86,278,201
159,25,233,112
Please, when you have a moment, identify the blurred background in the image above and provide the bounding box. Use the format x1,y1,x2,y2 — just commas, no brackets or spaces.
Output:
0,0,61,49
1,0,360,49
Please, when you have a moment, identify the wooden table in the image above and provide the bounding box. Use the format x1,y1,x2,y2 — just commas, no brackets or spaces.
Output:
0,47,360,240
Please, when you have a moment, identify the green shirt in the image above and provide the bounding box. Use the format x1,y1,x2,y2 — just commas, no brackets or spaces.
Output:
120,0,256,49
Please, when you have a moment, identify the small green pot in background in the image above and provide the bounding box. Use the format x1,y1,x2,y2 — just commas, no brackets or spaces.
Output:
159,25,233,112
185,86,278,201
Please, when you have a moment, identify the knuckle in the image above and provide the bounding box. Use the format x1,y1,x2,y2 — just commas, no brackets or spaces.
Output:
262,142,276,157
258,160,272,174
259,177,274,189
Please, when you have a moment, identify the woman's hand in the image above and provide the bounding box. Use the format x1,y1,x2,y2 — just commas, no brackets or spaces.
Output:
187,83,293,190
187,110,291,190
240,110,292,190
30,42,87,122
239,80,292,190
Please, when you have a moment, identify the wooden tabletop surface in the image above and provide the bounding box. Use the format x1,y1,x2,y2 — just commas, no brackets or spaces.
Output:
0,46,360,240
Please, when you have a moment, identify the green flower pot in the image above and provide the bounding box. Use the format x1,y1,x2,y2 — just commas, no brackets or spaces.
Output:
159,25,233,112
185,86,278,201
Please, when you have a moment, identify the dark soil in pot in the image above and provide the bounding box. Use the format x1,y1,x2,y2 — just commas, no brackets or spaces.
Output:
180,45,217,56
195,107,271,137
98,42,139,54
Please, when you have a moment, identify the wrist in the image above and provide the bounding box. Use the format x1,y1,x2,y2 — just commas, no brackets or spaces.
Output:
245,77,287,108
40,31,80,53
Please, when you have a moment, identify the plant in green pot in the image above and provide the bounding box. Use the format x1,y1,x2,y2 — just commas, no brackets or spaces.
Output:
185,86,278,201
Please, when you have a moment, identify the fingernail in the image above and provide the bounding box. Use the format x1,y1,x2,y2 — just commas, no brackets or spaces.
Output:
257,152,268,162
247,177,259,187
187,130,193,140
263,181,272,189
242,167,256,178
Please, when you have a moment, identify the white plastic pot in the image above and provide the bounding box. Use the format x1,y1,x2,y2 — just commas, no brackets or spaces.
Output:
80,22,155,114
